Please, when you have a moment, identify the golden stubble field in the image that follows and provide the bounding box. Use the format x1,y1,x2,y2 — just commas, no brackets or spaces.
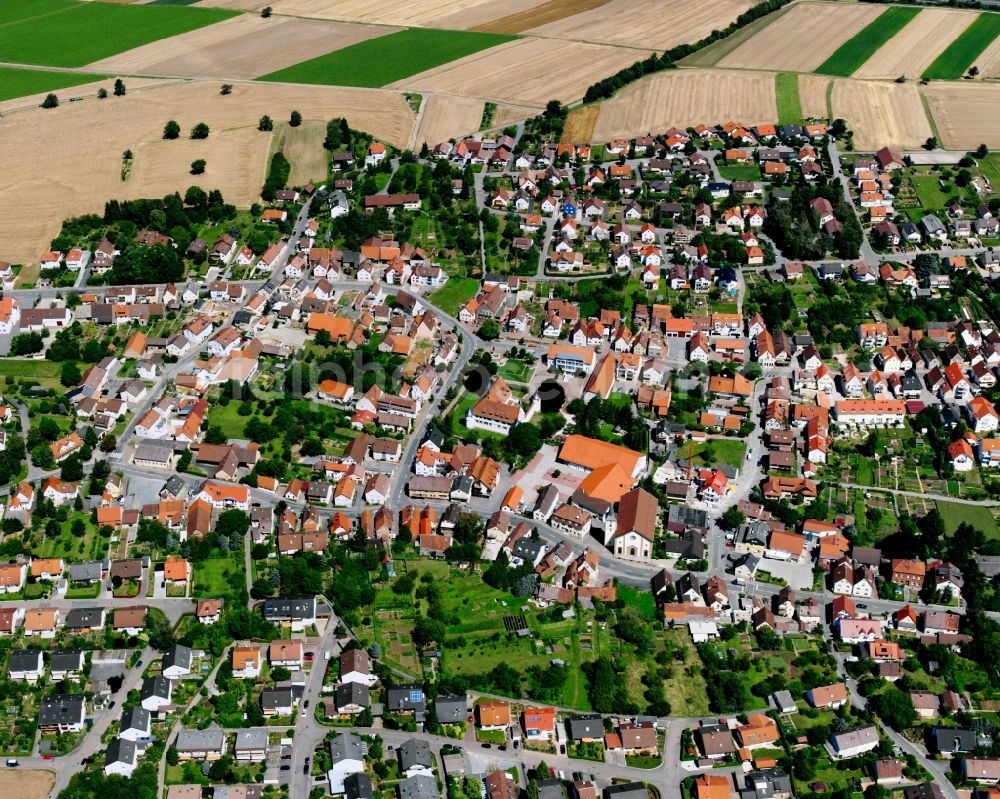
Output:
853,8,978,79
391,37,653,106
798,74,831,119
89,14,396,79
923,83,1000,148
830,79,932,149
525,0,751,49
415,95,484,146
0,770,52,799
588,68,778,141
0,81,414,265
718,2,885,72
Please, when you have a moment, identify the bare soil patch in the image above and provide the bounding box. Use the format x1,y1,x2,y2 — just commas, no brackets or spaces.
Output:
830,78,931,148
0,770,53,799
718,2,884,72
415,94,484,146
89,14,395,79
529,0,751,51
590,68,777,142
923,82,1000,148
853,8,978,79
391,37,653,106
0,80,413,265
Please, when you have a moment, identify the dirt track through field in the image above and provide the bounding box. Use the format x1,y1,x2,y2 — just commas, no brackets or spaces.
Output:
718,2,885,72
830,78,932,149
923,82,1000,148
853,8,977,79
0,80,413,265
589,68,777,141
391,37,654,106
88,14,395,79
415,94,484,145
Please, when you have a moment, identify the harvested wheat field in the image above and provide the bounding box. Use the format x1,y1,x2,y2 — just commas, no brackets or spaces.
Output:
415,95,484,146
526,0,750,49
0,770,52,799
798,74,831,119
89,14,395,79
589,69,777,142
195,0,268,8
279,120,330,183
0,75,168,114
392,38,653,106
562,105,601,144
0,80,413,264
471,0,609,33
853,8,977,79
830,79,931,149
431,0,549,30
236,0,486,27
492,103,537,127
923,82,1000,148
970,35,1000,77
718,2,884,72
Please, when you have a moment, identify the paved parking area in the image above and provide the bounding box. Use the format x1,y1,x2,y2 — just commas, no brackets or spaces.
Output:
757,558,814,590
509,445,583,507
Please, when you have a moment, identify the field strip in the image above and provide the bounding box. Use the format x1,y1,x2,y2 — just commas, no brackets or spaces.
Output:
816,5,919,76
414,94,484,146
830,78,931,150
562,105,600,144
717,2,884,73
677,1,796,68
798,73,830,119
922,12,1000,79
0,65,113,103
923,82,1000,148
853,8,978,80
471,0,609,34
775,72,802,123
257,28,516,87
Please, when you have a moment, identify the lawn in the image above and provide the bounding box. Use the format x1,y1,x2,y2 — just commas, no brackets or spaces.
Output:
936,500,999,539
922,12,1000,80
816,6,921,76
193,555,245,600
258,28,517,88
0,1,237,67
206,401,249,439
692,438,746,468
0,66,112,102
497,359,533,383
430,277,479,316
775,72,802,124
910,174,953,212
717,163,760,182
0,358,61,390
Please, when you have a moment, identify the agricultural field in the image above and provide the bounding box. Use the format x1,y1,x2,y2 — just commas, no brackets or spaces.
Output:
775,72,802,123
922,82,1000,148
0,66,112,103
277,121,329,185
469,0,608,34
936,501,999,539
717,2,885,73
259,28,516,88
415,95,485,147
392,37,654,107
830,79,932,150
207,0,525,28
587,68,778,142
816,6,920,76
525,0,753,51
853,9,978,80
88,14,394,80
972,27,1000,76
0,80,414,265
0,0,237,67
0,770,52,799
923,12,1000,79
798,74,831,119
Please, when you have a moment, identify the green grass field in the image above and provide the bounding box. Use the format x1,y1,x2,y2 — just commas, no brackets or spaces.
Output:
922,12,1000,79
816,6,921,76
717,163,760,182
429,277,479,316
0,1,237,67
258,28,517,88
936,500,999,538
775,72,802,124
0,65,111,102
910,174,953,212
497,359,533,383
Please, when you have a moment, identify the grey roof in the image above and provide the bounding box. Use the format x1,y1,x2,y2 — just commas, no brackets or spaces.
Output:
175,728,226,752
38,694,85,726
69,560,105,582
933,726,982,753
261,688,293,710
434,695,466,723
8,649,43,674
65,607,105,629
386,684,426,715
537,780,564,799
133,441,175,465
336,682,370,710
830,725,879,753
397,774,439,799
511,537,545,563
263,596,316,620
119,706,151,735
330,732,365,764
398,738,432,771
49,650,85,672
141,675,171,702
772,690,796,711
235,728,269,751
161,475,186,496
163,644,193,672
105,738,137,766
604,783,648,799
567,714,603,740
345,772,374,799
667,504,708,530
